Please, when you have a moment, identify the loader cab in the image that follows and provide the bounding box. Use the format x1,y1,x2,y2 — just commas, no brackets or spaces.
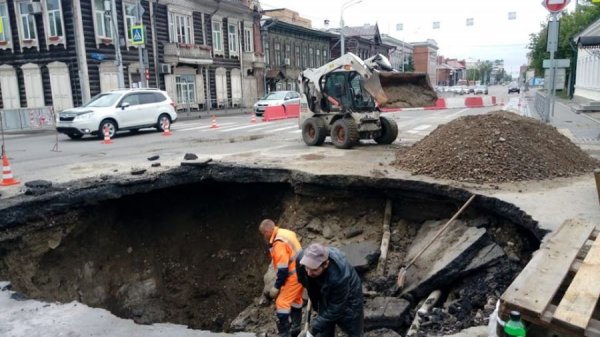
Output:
320,71,376,113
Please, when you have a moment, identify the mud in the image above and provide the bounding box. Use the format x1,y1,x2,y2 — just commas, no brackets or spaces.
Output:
0,164,543,335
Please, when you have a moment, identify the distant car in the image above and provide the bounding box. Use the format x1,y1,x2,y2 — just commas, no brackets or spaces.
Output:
474,85,488,95
56,88,177,139
254,91,301,116
508,83,520,94
468,85,475,93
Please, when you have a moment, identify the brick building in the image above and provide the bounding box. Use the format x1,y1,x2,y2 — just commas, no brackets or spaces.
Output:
411,39,438,85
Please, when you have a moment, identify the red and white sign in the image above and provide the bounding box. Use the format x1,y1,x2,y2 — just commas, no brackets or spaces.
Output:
543,0,570,13
144,68,150,80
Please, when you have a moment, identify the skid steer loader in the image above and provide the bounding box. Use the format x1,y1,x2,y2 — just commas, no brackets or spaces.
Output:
298,53,437,149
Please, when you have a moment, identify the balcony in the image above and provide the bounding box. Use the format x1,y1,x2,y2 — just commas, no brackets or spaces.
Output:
243,51,265,69
164,43,213,65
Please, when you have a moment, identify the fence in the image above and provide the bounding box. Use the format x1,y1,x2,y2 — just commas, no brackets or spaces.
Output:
0,107,55,131
534,91,548,120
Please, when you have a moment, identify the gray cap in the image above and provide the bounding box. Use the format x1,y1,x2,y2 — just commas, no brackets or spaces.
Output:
300,243,329,269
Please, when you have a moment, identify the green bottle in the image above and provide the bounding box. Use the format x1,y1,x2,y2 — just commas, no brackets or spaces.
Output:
504,311,526,337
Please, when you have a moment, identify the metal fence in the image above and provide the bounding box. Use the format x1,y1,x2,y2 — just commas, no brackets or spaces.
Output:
534,91,548,120
0,107,56,131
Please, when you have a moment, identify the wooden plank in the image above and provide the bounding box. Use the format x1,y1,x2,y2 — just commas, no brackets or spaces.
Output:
553,237,600,331
501,219,595,317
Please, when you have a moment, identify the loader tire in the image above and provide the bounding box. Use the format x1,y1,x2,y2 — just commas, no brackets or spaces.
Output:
374,116,399,144
302,117,327,146
330,118,359,149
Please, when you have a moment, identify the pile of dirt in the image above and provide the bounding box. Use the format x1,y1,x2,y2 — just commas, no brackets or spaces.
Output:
383,84,438,108
396,111,598,183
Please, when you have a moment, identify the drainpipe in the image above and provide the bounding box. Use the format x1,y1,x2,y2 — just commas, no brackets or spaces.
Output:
261,18,277,95
72,0,90,102
151,0,160,89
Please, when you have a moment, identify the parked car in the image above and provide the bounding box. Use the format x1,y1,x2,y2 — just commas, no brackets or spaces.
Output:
474,85,488,95
253,91,301,116
56,88,177,139
508,83,520,94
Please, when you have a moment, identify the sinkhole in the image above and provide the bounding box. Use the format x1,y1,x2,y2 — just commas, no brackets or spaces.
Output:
0,165,544,335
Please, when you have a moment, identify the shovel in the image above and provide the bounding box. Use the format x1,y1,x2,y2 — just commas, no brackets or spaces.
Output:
396,194,476,290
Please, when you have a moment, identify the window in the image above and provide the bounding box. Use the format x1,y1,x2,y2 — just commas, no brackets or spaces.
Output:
274,42,281,65
243,27,253,52
124,2,137,41
323,49,328,63
46,0,63,37
265,40,269,65
94,0,112,38
228,23,237,53
212,20,223,52
176,74,196,105
302,48,307,68
308,48,313,67
316,49,321,66
295,46,300,67
120,93,142,106
169,12,192,44
19,2,36,40
285,44,290,58
0,2,11,42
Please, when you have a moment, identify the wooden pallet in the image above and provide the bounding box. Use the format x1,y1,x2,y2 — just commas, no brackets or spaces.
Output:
500,219,600,337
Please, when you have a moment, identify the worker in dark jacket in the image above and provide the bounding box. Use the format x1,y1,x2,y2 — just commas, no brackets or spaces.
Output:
296,243,364,337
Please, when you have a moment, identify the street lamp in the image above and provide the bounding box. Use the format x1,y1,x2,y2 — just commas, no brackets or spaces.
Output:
340,0,362,56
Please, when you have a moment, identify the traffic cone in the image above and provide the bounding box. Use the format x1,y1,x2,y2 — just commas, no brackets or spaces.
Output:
1,152,20,186
251,113,257,124
101,126,113,144
210,115,219,129
162,119,172,136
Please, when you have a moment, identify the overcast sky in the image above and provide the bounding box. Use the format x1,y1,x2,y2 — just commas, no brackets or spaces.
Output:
259,0,578,76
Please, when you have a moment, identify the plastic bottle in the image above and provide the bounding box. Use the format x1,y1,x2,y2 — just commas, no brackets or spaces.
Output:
503,310,526,337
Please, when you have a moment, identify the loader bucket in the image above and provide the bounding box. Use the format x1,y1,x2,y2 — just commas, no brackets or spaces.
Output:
371,72,438,108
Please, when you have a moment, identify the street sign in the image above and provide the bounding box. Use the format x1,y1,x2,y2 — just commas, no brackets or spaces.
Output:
131,25,144,45
0,18,3,35
543,59,570,68
144,68,150,80
91,52,105,61
546,19,559,52
543,0,570,13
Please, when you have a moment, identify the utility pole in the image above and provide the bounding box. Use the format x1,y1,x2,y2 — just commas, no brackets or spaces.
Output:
136,0,146,88
108,0,125,88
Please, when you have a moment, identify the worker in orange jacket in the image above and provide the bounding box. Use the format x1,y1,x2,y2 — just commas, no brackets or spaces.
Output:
259,219,304,337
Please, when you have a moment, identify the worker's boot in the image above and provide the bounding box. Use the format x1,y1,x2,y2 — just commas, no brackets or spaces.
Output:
276,314,291,337
290,307,302,337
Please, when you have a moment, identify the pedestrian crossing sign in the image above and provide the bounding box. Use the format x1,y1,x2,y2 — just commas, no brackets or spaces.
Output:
131,25,144,45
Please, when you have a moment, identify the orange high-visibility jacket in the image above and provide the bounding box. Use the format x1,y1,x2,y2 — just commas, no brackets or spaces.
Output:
269,227,302,288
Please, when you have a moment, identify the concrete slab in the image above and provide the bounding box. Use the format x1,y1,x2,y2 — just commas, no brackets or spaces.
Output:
338,241,380,272
364,297,411,329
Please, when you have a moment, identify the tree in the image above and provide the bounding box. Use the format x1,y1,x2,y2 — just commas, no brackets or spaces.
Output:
404,56,414,72
528,4,600,76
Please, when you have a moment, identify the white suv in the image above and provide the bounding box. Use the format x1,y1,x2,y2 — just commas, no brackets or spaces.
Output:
56,89,177,139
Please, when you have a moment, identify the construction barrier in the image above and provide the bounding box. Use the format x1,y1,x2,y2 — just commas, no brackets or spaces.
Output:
380,96,498,112
0,107,55,131
262,104,301,122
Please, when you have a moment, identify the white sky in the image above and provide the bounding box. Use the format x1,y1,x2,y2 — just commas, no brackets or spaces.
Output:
259,0,578,76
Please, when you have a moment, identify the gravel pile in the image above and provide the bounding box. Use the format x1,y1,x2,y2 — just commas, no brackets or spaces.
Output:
396,111,598,183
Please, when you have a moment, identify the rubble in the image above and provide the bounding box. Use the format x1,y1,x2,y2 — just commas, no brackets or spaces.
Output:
396,111,598,183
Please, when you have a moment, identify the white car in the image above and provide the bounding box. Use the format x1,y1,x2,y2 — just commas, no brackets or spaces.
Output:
56,89,177,139
253,91,301,116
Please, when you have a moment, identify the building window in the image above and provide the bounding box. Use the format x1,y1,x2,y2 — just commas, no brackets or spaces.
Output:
316,49,321,66
228,23,238,53
0,2,11,43
295,46,300,67
285,44,290,58
243,27,253,52
46,0,63,37
94,0,112,39
212,20,223,52
323,49,327,63
274,42,281,65
169,12,193,44
308,48,313,68
302,48,307,68
176,74,196,106
265,40,269,65
18,2,36,40
124,2,137,41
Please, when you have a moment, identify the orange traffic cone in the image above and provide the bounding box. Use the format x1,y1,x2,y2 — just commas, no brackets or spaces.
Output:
162,119,172,136
210,115,219,129
251,113,257,124
101,126,113,144
1,152,20,186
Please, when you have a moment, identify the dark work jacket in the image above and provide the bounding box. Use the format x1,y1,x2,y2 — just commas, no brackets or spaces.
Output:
296,247,363,335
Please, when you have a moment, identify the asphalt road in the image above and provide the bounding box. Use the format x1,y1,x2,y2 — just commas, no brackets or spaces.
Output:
2,85,599,197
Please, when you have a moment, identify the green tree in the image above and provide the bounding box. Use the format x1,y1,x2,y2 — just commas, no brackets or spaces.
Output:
405,56,415,72
528,5,600,76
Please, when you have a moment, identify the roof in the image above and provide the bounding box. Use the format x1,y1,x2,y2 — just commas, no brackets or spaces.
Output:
574,17,600,42
577,36,600,48
263,18,336,38
446,60,465,69
329,23,381,42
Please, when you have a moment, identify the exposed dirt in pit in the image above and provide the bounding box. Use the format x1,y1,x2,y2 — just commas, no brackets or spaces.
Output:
0,182,288,331
0,167,542,336
396,111,599,183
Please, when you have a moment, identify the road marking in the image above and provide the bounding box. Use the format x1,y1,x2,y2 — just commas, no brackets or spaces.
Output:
177,122,235,131
218,123,270,132
412,124,431,131
267,125,298,133
290,129,302,134
445,108,469,120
